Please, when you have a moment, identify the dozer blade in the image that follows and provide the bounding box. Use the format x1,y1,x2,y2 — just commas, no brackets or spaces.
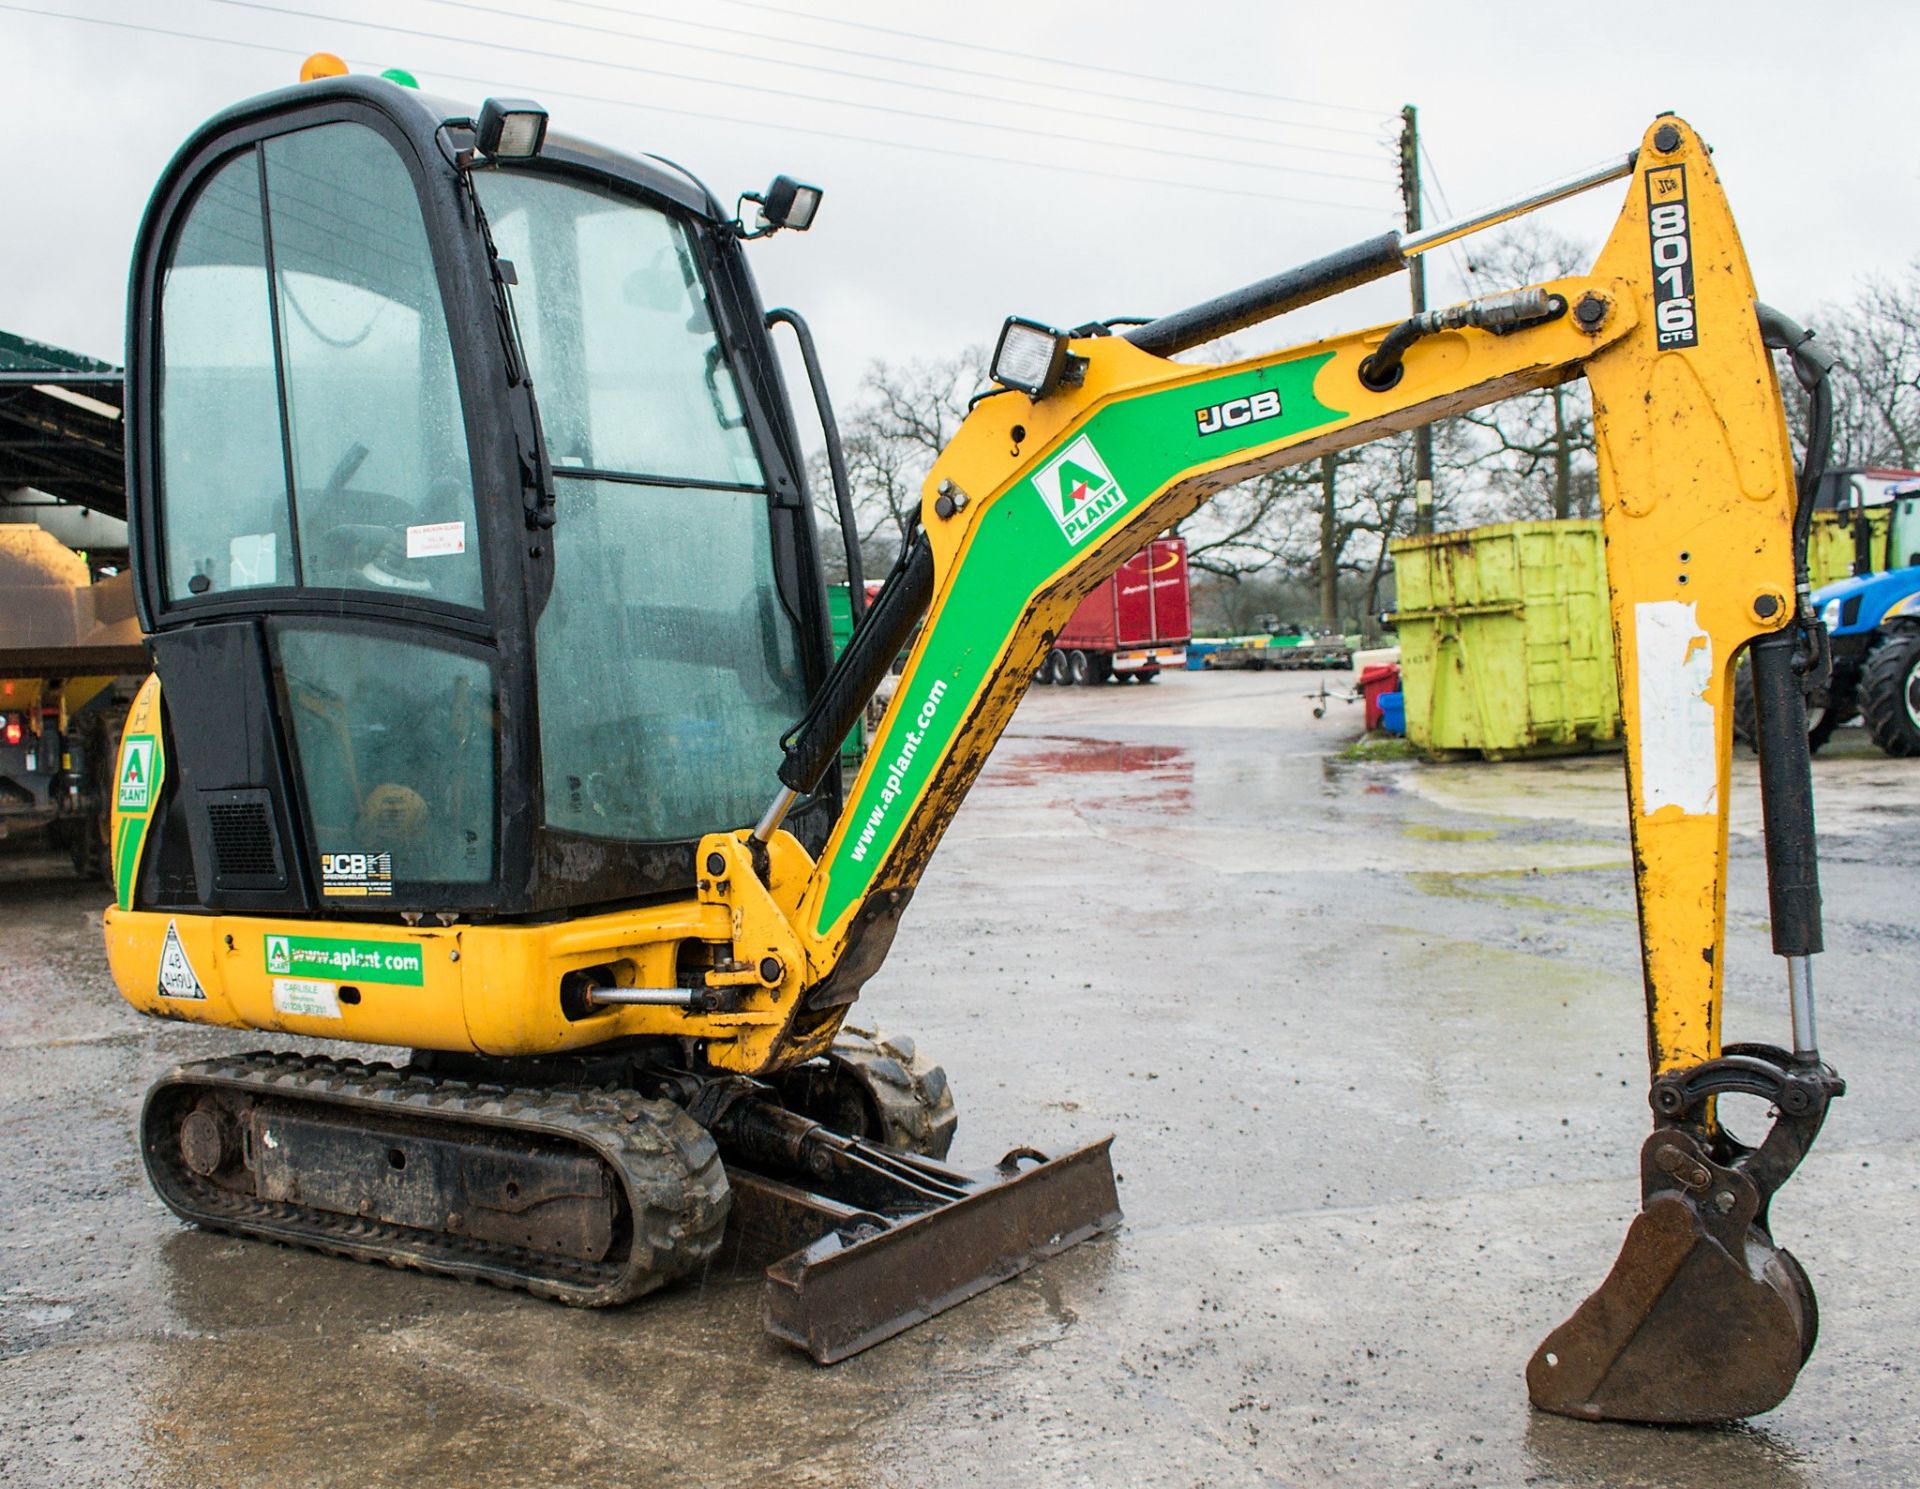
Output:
703,1091,1120,1363
1527,1193,1815,1423
760,1138,1120,1363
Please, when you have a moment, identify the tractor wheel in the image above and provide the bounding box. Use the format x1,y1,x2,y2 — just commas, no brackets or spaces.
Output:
1732,658,1849,755
1861,630,1920,757
1067,650,1092,686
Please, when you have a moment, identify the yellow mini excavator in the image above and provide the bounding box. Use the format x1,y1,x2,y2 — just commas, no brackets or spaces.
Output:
106,71,1843,1421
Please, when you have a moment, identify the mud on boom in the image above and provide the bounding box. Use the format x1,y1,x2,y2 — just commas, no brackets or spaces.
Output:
108,73,1841,1417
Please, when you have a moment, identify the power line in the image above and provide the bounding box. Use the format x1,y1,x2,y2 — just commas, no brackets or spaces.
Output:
199,0,1395,192
715,0,1390,124
0,3,1390,214
403,57,1392,215
469,0,1395,157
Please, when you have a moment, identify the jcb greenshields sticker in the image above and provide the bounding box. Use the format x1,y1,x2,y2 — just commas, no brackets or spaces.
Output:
1033,434,1127,547
264,933,424,986
118,737,156,811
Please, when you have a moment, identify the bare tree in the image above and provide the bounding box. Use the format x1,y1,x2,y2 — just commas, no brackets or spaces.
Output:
1802,260,1920,469
809,349,990,581
1448,226,1598,520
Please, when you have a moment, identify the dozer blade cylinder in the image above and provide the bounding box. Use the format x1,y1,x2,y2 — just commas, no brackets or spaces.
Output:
758,1137,1120,1363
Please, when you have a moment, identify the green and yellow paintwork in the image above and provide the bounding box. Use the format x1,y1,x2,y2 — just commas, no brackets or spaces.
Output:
109,117,1795,1081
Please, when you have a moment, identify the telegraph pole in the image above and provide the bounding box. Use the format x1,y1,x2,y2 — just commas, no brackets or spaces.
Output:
1400,105,1435,535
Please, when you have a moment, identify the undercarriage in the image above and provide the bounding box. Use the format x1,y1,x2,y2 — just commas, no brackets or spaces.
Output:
140,1031,1120,1361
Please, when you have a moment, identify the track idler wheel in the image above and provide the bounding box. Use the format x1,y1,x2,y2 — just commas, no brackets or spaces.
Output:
1528,1046,1843,1423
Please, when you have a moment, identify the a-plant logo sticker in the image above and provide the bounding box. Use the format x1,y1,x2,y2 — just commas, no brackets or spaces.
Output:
117,737,155,812
1032,434,1128,547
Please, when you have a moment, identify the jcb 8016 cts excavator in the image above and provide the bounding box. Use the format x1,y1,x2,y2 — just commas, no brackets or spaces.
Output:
107,71,1842,1421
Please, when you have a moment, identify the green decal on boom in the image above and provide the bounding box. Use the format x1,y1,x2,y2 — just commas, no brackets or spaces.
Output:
815,353,1344,933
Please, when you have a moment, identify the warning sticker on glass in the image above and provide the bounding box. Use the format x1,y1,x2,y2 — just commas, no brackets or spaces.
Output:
321,851,393,897
406,521,467,558
272,977,343,1019
157,918,206,1000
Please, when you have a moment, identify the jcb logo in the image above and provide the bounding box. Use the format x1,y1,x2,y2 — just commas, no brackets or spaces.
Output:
1645,165,1698,350
1196,388,1282,437
322,853,369,878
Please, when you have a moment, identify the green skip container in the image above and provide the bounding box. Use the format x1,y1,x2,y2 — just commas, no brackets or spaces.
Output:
1389,520,1620,759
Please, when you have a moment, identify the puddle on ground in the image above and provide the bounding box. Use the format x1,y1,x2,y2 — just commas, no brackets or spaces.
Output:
1411,863,1631,922
988,736,1194,811
1402,823,1499,843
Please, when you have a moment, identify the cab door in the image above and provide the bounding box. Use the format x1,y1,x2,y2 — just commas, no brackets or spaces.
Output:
129,102,523,916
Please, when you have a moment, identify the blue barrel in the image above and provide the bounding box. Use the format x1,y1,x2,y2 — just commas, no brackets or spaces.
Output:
1379,691,1406,736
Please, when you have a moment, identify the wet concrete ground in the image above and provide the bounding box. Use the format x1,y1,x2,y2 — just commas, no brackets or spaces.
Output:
2,669,1917,1487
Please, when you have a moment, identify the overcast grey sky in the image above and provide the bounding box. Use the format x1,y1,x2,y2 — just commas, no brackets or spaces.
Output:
2,0,1916,400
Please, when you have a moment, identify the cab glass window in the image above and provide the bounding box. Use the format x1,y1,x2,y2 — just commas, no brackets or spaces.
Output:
158,150,291,598
473,171,762,486
471,170,809,841
263,124,482,607
534,478,804,840
277,626,497,888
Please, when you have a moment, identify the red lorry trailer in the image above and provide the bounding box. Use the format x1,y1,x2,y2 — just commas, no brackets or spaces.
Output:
1037,536,1191,685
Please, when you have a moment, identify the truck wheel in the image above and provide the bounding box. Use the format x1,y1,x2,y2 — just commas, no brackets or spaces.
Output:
70,707,123,883
1091,654,1113,684
1862,630,1920,757
1137,668,1159,683
1046,650,1071,686
1068,650,1092,686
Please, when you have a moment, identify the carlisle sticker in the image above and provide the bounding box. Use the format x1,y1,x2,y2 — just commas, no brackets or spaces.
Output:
1032,434,1128,547
272,977,343,1020
117,737,156,812
1196,387,1283,437
1646,165,1698,350
157,918,206,1000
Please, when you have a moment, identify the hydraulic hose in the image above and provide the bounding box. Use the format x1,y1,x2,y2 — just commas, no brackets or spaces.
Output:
1748,302,1838,1056
775,532,935,797
1754,302,1838,608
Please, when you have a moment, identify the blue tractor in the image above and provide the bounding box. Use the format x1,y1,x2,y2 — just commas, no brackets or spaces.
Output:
1737,479,1920,755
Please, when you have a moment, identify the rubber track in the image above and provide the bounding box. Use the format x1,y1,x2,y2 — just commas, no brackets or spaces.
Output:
142,1052,729,1306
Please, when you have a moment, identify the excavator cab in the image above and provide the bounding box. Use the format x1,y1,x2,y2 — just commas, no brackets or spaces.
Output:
125,76,838,919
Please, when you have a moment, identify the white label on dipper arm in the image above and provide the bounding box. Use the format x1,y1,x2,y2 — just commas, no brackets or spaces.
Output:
1634,600,1717,816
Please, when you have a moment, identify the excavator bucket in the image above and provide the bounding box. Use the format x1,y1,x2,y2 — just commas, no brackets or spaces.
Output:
1527,1194,1815,1423
1529,1053,1840,1423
